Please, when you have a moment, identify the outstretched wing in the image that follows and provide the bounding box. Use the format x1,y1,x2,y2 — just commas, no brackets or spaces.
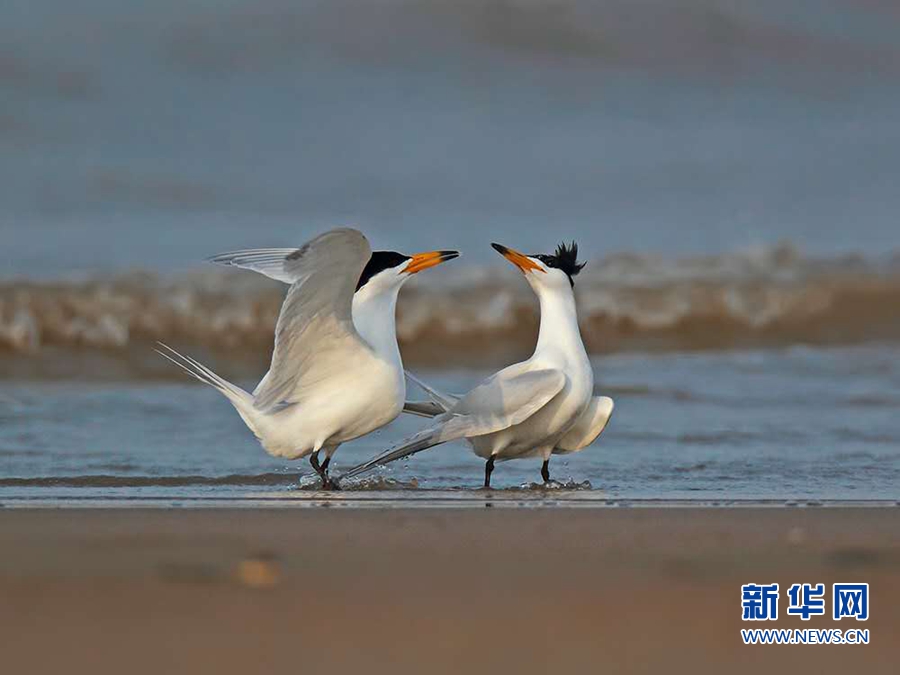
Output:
207,248,303,284
554,395,614,453
341,367,566,480
250,228,373,412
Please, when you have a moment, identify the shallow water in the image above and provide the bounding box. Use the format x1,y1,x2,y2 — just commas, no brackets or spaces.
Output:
2,345,898,505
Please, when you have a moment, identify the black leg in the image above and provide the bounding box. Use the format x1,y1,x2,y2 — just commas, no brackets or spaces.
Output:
310,451,336,489
484,456,495,489
320,456,341,490
541,459,551,483
309,451,323,478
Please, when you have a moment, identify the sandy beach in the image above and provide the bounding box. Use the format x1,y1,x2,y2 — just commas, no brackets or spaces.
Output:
1,507,896,674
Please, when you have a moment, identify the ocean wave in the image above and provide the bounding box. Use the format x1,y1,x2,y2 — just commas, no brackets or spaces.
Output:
2,245,899,373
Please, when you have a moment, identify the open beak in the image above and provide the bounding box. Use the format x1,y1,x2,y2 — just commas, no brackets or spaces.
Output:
405,250,459,274
491,243,544,274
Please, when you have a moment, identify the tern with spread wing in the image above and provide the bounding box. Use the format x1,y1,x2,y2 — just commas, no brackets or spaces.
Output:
341,241,614,487
157,228,458,488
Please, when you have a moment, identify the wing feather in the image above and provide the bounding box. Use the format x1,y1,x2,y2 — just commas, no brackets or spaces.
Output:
340,368,566,479
207,248,302,283
250,228,373,412
554,395,614,453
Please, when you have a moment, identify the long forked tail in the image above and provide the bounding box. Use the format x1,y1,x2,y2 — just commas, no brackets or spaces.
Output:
339,426,446,482
155,342,261,438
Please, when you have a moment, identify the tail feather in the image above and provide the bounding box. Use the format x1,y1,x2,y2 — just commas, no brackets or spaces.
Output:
402,400,445,418
404,371,458,411
339,427,445,481
155,342,261,438
155,343,244,399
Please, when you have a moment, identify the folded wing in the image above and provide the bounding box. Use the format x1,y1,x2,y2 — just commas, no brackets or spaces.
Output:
554,395,614,453
341,368,566,480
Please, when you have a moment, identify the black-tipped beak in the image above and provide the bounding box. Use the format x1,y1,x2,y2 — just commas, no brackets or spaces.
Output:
491,242,543,274
405,250,460,274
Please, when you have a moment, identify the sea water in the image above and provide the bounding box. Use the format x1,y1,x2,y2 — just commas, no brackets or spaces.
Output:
2,345,898,505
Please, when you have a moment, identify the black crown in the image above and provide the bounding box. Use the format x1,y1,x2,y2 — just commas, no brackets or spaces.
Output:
552,241,586,278
535,241,586,285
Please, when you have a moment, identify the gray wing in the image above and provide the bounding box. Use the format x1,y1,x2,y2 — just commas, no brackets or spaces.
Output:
442,367,566,438
554,396,615,453
340,368,566,480
252,228,373,412
207,248,304,284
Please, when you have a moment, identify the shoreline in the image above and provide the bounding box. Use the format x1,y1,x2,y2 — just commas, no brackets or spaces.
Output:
1,495,899,509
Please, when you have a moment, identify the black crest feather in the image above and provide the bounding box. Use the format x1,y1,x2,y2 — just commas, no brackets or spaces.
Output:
534,241,586,286
553,241,586,278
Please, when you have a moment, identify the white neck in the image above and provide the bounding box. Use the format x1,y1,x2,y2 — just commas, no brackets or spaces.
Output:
352,287,403,369
533,284,587,363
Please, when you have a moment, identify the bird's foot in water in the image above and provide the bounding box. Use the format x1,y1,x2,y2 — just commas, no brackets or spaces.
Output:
309,452,340,490
321,476,341,491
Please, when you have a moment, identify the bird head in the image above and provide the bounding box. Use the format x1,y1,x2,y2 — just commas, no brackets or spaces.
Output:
491,241,585,291
355,249,459,297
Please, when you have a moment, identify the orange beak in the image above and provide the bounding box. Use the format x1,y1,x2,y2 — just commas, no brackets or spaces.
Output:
404,250,459,274
491,243,544,274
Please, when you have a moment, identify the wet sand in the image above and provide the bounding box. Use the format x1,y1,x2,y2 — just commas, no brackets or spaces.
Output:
1,508,897,674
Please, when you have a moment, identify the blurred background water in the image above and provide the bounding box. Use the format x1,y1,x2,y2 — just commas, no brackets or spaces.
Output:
1,0,899,501
3,0,900,274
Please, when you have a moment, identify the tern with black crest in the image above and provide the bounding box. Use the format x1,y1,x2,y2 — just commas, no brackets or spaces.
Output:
157,228,458,488
342,241,614,487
